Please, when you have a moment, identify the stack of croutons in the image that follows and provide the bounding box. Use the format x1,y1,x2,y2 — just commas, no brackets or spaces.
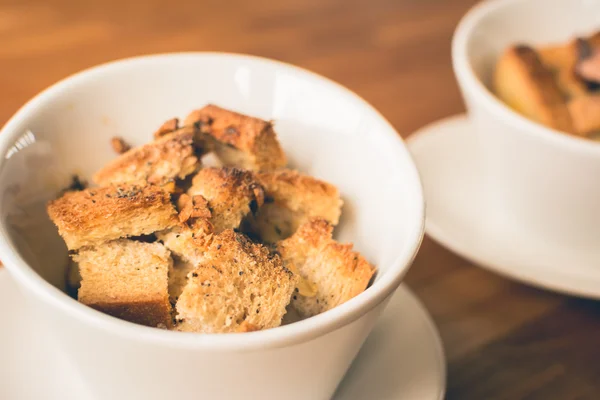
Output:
47,105,375,333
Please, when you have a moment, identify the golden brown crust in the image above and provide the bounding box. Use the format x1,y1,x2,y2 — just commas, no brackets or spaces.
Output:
176,193,212,223
111,137,131,154
75,239,172,328
497,31,600,137
158,193,214,266
188,167,264,233
156,218,214,266
153,118,180,139
494,45,575,134
238,321,259,332
184,104,287,171
277,218,375,318
245,169,343,242
538,40,588,98
256,169,341,219
538,33,600,98
568,94,600,136
174,230,297,333
94,126,200,186
47,184,178,250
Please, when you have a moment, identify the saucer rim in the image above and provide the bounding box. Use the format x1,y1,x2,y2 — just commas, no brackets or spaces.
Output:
407,113,600,300
395,284,447,400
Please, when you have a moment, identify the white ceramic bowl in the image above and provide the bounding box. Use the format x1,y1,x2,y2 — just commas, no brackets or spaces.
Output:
0,53,424,400
453,0,600,256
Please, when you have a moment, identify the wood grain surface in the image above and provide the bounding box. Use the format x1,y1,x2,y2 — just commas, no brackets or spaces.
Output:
1,0,599,399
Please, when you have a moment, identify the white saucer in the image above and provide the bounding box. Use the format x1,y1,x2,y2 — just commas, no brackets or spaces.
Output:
0,270,445,400
408,114,600,299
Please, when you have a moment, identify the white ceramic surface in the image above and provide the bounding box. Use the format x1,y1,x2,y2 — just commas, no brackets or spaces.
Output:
453,0,600,256
408,114,600,299
0,271,445,400
0,53,425,400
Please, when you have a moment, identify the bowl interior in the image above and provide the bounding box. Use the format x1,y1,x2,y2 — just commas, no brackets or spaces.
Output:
464,0,600,91
0,54,423,313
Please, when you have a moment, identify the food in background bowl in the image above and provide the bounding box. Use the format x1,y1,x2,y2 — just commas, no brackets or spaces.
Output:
47,104,376,333
494,30,600,139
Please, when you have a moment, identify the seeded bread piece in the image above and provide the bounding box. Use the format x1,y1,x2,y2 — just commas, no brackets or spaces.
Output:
156,218,214,267
168,259,196,304
494,45,576,134
94,126,200,186
47,184,179,250
174,230,297,333
187,167,265,233
74,239,173,328
244,169,343,243
277,218,375,318
184,104,287,171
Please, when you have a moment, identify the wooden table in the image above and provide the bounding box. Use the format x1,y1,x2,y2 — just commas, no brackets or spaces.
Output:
2,0,599,398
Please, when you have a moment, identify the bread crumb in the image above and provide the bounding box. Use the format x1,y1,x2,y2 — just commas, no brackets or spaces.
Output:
153,118,179,139
111,137,131,154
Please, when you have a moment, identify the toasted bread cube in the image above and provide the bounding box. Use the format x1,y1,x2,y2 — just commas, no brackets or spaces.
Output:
494,45,575,134
174,230,297,333
538,40,589,98
538,32,600,98
568,94,600,136
94,126,200,186
187,167,264,233
74,239,173,328
277,218,375,318
244,169,342,243
47,184,178,250
153,117,180,139
184,105,287,171
168,259,196,304
156,218,214,266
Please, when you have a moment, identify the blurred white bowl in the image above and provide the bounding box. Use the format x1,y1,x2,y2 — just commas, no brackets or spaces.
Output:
453,0,600,256
0,53,424,400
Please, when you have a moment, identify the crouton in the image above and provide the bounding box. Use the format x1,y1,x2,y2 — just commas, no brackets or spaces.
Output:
176,193,212,224
187,167,264,233
567,94,600,136
74,239,173,328
494,45,575,134
174,230,297,333
156,218,214,266
244,169,342,243
94,126,200,186
47,184,178,250
538,32,600,98
168,259,196,304
538,40,589,98
184,104,286,171
153,118,180,139
111,136,131,154
277,218,375,318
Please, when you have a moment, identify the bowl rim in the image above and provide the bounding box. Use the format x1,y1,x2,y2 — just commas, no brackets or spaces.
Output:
0,52,425,351
452,0,600,156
